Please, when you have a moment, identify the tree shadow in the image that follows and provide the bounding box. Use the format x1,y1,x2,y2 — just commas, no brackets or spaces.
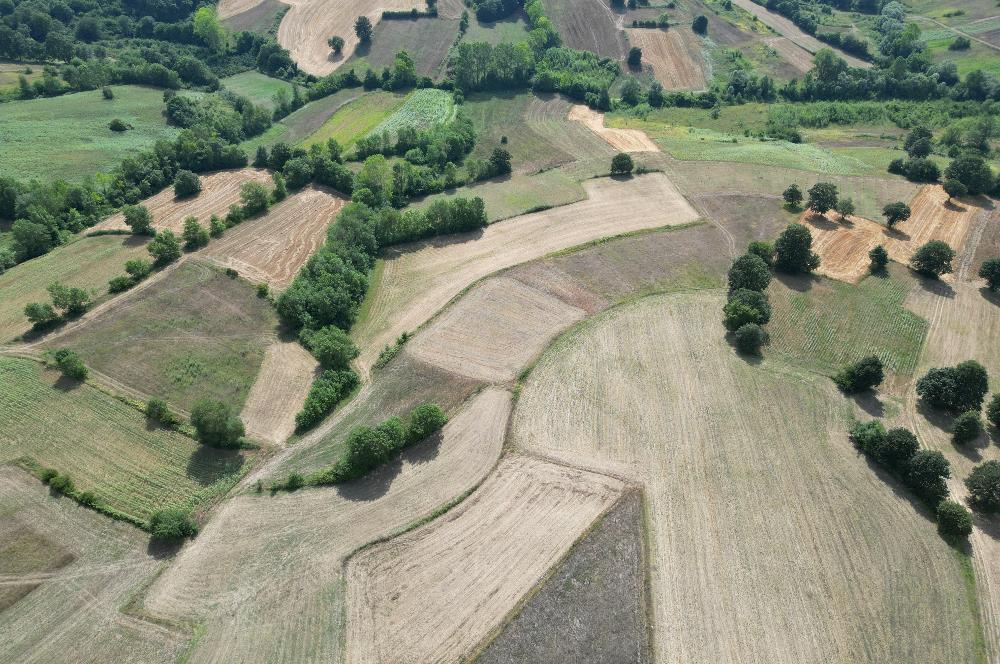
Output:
912,271,955,298
52,375,83,392
803,211,839,231
882,226,910,242
942,199,965,213
858,451,938,528
979,286,1000,307
382,225,486,256
352,42,371,58
973,509,1000,542
334,431,444,503
185,446,245,486
850,390,885,418
610,173,634,182
146,537,184,559
773,271,817,293
122,235,148,248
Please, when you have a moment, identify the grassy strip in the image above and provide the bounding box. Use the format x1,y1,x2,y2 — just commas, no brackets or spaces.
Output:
954,548,989,664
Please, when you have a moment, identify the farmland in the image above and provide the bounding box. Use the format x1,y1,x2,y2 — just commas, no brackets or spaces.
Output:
625,28,708,90
348,16,460,78
239,340,319,446
243,88,365,151
369,88,457,137
220,71,295,109
543,0,627,60
301,91,409,149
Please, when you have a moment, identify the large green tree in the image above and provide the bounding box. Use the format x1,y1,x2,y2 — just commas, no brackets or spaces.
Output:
774,223,820,274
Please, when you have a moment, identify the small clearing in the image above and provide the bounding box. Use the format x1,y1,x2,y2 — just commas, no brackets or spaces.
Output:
92,168,273,233
220,71,295,109
239,340,319,446
625,28,708,90
568,105,660,152
204,185,345,289
344,455,626,664
302,91,408,149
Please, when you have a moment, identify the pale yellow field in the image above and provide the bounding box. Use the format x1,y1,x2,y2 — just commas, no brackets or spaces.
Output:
239,339,319,446
568,104,660,152
625,29,707,91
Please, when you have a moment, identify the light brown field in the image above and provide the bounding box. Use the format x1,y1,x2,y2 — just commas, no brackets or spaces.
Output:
204,185,345,289
802,185,984,283
762,36,814,75
568,104,660,152
92,168,273,233
216,0,269,19
345,455,625,664
625,29,707,90
239,339,319,446
512,291,979,663
0,467,185,664
353,173,698,372
277,0,423,76
407,276,587,382
144,388,511,664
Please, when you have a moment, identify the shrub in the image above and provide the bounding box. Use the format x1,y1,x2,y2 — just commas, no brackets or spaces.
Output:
240,181,271,216
849,419,886,457
328,35,345,54
125,259,153,281
39,468,59,484
209,215,226,238
300,326,359,370
782,184,802,209
182,216,210,250
52,348,88,381
774,223,820,274
24,302,59,329
723,288,770,330
733,322,765,354
610,152,634,175
146,397,177,426
48,282,91,317
108,118,132,132
966,460,1000,512
987,394,1000,430
148,230,182,266
910,240,954,278
149,508,197,541
285,472,304,490
692,14,707,33
173,170,202,198
108,275,134,293
952,411,983,445
834,355,884,393
48,473,75,494
882,201,911,228
76,491,99,508
271,172,287,202
727,253,771,292
407,403,447,444
979,257,1000,291
905,449,950,505
627,46,642,68
747,241,773,266
102,86,114,99
295,370,359,431
949,36,971,51
256,282,269,298
190,400,245,448
937,500,973,540
869,245,888,273
123,204,153,235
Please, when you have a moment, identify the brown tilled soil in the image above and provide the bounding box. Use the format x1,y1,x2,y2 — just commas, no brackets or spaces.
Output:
239,339,319,446
91,168,272,233
625,28,707,91
344,455,626,664
568,104,660,152
204,185,345,289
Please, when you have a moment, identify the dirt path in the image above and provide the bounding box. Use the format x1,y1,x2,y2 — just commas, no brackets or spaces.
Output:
240,339,319,446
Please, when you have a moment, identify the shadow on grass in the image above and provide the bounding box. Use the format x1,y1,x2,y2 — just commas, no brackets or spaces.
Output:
912,271,956,298
147,537,183,560
980,286,1000,307
334,431,444,503
850,390,885,418
186,446,245,486
915,399,988,463
52,375,84,392
857,450,938,529
773,270,818,293
382,225,487,257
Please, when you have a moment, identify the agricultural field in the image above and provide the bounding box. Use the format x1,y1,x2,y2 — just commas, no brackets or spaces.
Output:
569,105,661,152
625,28,708,90
41,259,280,414
243,88,366,150
0,86,183,182
220,71,296,109
239,340,319,446
348,16,461,78
543,0,627,60
219,0,286,33
461,12,532,44
301,91,409,149
370,88,457,137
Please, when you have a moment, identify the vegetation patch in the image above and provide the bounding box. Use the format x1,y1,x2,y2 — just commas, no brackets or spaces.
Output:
348,17,461,77
369,88,457,139
220,71,295,109
301,91,409,149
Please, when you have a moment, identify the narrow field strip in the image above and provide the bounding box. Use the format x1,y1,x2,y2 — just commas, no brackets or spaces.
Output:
239,340,319,446
568,105,661,153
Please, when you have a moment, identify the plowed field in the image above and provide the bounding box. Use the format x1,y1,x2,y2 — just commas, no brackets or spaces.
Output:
568,105,660,152
625,28,707,90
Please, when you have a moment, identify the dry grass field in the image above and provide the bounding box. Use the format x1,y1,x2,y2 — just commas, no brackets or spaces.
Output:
512,291,979,663
144,388,511,664
625,28,708,90
92,168,273,233
239,340,319,446
762,36,814,75
568,105,660,152
204,185,345,289
543,0,627,60
352,173,698,372
345,455,626,664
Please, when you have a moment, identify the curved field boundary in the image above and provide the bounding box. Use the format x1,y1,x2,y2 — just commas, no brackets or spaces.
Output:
143,388,512,664
239,339,319,446
625,28,708,91
568,104,660,152
344,455,626,664
92,168,273,234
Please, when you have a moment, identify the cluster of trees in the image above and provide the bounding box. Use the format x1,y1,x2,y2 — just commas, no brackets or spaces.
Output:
724,242,775,354
834,355,884,394
469,0,520,22
190,399,245,448
917,360,988,416
815,31,870,60
24,282,91,331
887,124,996,195
355,111,476,173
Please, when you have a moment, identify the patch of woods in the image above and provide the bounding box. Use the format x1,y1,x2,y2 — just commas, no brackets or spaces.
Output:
887,125,996,198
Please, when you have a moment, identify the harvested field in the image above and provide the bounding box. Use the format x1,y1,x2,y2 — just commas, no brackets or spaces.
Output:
92,168,273,233
345,455,626,664
348,17,460,78
625,28,707,90
476,491,650,664
217,0,270,20
407,276,587,382
0,234,149,343
144,389,511,664
352,173,699,372
512,291,979,663
220,0,285,33
544,0,627,60
277,0,424,76
43,259,279,413
0,467,186,663
762,36,813,75
239,340,319,446
568,105,660,152
204,185,345,289
0,356,248,522
463,93,576,174
0,524,73,612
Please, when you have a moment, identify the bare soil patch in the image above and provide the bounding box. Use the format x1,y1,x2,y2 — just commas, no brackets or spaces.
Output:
626,28,707,90
344,455,626,664
217,0,270,20
220,0,286,32
568,104,660,152
240,339,319,446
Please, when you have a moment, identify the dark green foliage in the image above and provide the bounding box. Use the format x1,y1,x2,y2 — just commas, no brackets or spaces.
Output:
149,509,197,541
723,288,771,331
271,172,288,202
943,178,967,200
910,240,954,277
209,215,226,238
747,241,774,266
905,450,951,505
406,403,447,444
108,275,134,293
868,245,889,272
299,326,358,370
692,15,708,34
285,472,304,490
328,35,345,54
47,472,75,495
727,253,771,292
108,118,131,132
489,147,512,176
936,500,973,540
182,216,209,250
987,394,1000,430
240,181,271,216
733,322,765,354
611,152,634,175
627,47,642,69
295,369,359,431
952,411,983,445
52,348,88,381
978,258,1000,291
774,223,820,274
125,259,153,281
806,182,837,214
47,282,91,317
24,302,59,329
123,204,153,235
355,16,373,43
882,201,911,227
880,427,919,470
849,419,886,457
146,397,178,427
834,355,884,393
782,183,802,209
949,36,971,51
966,460,1000,512
850,421,947,506
834,197,855,219
253,145,269,169
190,400,245,448
173,170,202,198
904,126,932,156
944,153,993,195
917,361,988,413
148,230,182,266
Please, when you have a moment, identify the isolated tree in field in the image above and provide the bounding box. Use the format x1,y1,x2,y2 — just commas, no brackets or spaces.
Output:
952,411,983,445
190,400,245,448
627,46,642,68
882,201,910,228
407,403,448,444
150,509,197,541
910,240,954,278
987,394,1000,430
747,240,773,266
943,178,967,202
937,500,973,540
782,183,802,209
807,182,838,214
123,204,153,235
834,355,884,393
182,216,209,250
328,35,344,54
966,460,1000,512
723,288,771,331
489,147,512,176
620,76,642,105
240,181,270,216
906,449,950,505
209,216,226,238
869,245,888,273
52,348,88,381
727,253,771,292
774,223,820,274
300,326,358,370
355,16,373,43
733,323,765,355
48,282,91,317
834,197,855,220
610,152,634,176
978,257,1000,291
147,230,181,266
173,170,201,198
692,14,708,34
24,302,58,329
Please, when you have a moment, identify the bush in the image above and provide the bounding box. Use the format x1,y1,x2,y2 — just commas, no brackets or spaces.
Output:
849,419,886,457
146,397,177,426
979,257,1000,291
285,472,304,490
727,253,771,292
210,215,226,238
407,403,447,444
173,170,202,198
733,322,765,354
123,204,153,235
937,500,973,540
182,216,210,250
108,275,134,293
48,473,75,494
190,400,245,448
52,348,88,381
125,259,153,280
108,118,132,132
149,508,197,541
952,411,983,444
782,184,802,209
834,355,884,393
905,449,950,505
723,288,770,331
910,240,954,278
102,86,114,100
240,181,271,216
610,152,634,175
966,460,1000,512
300,326,358,370
869,245,888,273
328,35,345,54
24,302,59,329
148,230,182,266
692,14,708,34
76,491,99,508
949,36,971,51
747,241,773,266
627,46,642,68
295,370,359,431
774,223,820,274
48,282,91,317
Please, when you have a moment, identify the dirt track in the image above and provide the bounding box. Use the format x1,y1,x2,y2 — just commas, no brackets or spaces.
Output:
568,105,660,152
625,29,707,91
240,340,319,446
345,455,625,664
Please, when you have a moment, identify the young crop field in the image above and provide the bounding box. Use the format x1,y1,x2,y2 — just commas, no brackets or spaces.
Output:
43,259,280,414
348,16,460,78
345,455,626,664
0,85,184,182
625,28,708,90
242,88,365,151
301,91,408,149
220,71,296,109
369,88,457,138
0,357,248,522
0,235,150,343
511,291,979,663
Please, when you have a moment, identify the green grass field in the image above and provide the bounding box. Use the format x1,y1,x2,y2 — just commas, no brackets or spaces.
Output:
0,357,248,523
47,260,279,413
301,91,409,149
242,88,365,151
462,13,531,44
0,62,42,100
371,88,457,137
0,85,183,182
0,235,150,343
221,71,295,109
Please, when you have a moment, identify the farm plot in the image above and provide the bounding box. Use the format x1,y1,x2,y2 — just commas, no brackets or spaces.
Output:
568,105,660,152
0,235,149,343
0,468,186,664
352,173,699,372
239,340,319,446
512,291,979,664
277,0,424,76
301,91,408,149
219,0,286,33
243,88,365,151
348,17,460,78
625,28,708,90
91,168,273,233
762,36,813,75
369,88,456,138
543,0,627,60
345,455,625,664
43,259,279,414
0,522,74,613
0,357,247,523
204,185,345,289
220,71,295,109
463,93,576,174
144,389,511,664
